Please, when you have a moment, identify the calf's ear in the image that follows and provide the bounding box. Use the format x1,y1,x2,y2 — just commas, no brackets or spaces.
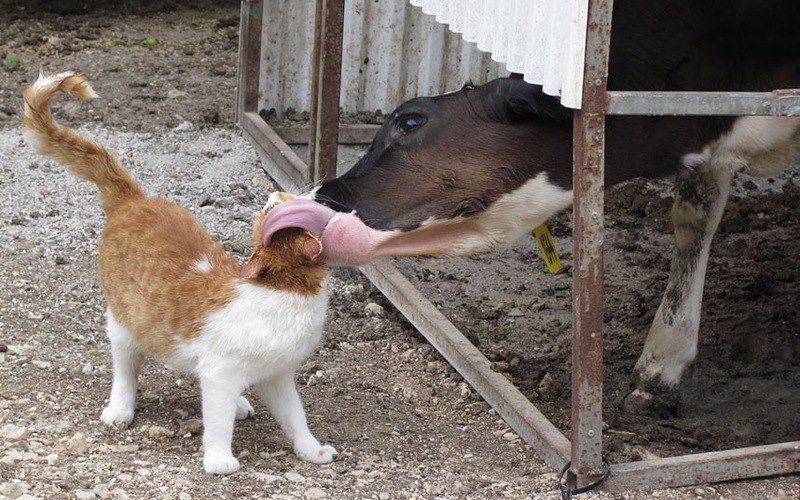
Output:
501,79,572,124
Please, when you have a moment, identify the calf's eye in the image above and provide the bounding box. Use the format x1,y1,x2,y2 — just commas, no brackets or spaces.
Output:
399,114,425,133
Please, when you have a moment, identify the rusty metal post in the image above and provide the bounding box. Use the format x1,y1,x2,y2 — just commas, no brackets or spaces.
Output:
570,0,613,488
236,0,263,124
308,0,345,183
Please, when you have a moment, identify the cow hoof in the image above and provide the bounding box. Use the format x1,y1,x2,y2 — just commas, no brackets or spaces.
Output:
622,387,679,417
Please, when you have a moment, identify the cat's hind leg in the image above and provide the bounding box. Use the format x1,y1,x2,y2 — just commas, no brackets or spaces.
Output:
100,310,143,428
254,374,337,464
236,396,255,421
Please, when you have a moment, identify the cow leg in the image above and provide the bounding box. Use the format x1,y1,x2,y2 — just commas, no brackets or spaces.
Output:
633,156,733,392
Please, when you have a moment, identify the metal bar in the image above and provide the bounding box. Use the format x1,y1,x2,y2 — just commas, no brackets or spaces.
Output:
602,441,800,492
607,90,800,116
240,112,306,192
307,0,324,167
361,260,572,471
235,0,263,123
310,0,345,183
274,124,380,145
570,0,613,488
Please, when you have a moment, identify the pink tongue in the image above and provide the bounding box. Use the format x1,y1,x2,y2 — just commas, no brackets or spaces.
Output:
260,199,337,246
261,198,471,265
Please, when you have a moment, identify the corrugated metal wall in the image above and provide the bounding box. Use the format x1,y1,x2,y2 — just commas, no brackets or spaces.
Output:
409,0,588,108
259,0,509,119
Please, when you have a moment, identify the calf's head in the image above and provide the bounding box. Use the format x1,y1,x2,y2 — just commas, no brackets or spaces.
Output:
317,77,574,231
265,78,576,266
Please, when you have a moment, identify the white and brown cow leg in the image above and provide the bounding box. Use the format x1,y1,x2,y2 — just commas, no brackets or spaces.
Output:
625,154,733,413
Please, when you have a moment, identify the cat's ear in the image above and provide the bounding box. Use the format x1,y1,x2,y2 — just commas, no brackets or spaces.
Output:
299,232,323,261
239,254,265,279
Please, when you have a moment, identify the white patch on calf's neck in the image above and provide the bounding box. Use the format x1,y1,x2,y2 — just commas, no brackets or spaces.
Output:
452,172,573,253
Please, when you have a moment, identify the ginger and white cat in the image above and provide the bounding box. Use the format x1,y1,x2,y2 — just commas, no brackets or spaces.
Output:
22,72,336,474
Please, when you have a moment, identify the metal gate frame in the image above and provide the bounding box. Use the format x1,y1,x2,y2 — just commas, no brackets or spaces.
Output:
237,0,800,492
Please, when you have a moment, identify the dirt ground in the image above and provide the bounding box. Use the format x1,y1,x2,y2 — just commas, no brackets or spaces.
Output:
0,2,798,499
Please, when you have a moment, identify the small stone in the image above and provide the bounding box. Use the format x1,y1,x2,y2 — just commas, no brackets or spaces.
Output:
507,307,525,317
32,359,51,369
66,432,88,455
303,488,327,499
503,431,519,442
458,382,471,398
46,36,64,48
284,472,306,483
538,372,554,393
423,482,443,495
0,343,7,352
82,362,94,375
177,493,192,500
401,348,416,362
364,302,386,317
0,481,26,499
74,490,97,500
45,453,59,465
251,175,274,191
378,494,390,500
1,423,30,441
393,382,418,401
54,255,68,265
180,419,202,435
167,89,189,99
147,425,174,439
694,487,706,496
490,361,509,372
237,449,251,460
93,484,112,499
251,473,282,483
173,121,195,133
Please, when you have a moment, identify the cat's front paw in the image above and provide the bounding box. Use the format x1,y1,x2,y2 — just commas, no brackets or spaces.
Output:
203,453,240,475
100,406,135,428
295,441,338,465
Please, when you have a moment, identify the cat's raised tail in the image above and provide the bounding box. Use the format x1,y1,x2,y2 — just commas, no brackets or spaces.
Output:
22,72,145,214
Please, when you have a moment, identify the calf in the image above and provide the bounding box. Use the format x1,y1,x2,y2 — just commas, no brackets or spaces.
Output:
262,0,800,402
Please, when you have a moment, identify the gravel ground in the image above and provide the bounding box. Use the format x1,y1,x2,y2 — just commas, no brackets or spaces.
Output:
0,2,798,499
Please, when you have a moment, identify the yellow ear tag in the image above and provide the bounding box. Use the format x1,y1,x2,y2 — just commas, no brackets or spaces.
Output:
533,225,561,274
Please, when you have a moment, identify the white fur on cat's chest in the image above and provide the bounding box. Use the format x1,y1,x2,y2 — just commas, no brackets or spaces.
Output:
169,281,330,382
